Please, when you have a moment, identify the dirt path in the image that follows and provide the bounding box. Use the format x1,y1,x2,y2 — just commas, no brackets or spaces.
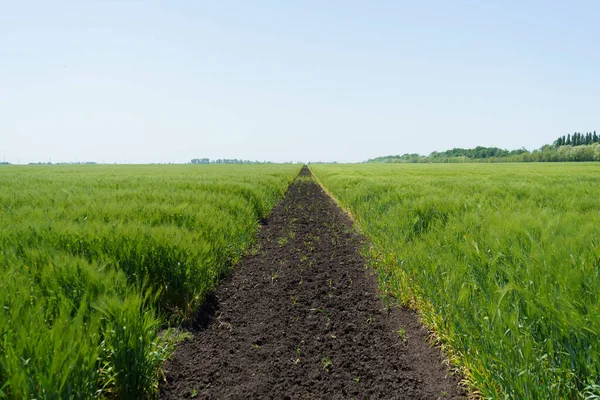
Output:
160,166,464,399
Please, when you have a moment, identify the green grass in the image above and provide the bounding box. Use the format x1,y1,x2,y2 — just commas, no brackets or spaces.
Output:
311,163,600,399
0,164,299,398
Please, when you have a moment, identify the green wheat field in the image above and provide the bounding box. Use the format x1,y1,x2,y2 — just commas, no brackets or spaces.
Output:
311,163,600,399
0,164,299,398
1,163,599,399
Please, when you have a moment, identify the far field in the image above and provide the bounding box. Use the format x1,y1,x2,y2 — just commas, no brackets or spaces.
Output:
311,163,600,399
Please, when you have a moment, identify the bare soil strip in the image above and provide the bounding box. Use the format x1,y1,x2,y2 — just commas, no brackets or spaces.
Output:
160,166,464,399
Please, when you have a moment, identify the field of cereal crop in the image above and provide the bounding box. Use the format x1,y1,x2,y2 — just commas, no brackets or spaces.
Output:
0,164,299,398
311,163,600,399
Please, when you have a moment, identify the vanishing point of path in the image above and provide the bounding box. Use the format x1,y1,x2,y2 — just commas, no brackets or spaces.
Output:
160,166,464,399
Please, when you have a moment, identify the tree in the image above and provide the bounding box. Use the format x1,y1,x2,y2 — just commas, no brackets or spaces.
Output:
554,136,563,147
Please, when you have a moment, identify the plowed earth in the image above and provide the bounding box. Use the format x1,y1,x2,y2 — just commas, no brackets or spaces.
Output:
160,166,464,399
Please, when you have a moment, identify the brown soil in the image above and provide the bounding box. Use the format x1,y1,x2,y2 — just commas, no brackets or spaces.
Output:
160,166,464,399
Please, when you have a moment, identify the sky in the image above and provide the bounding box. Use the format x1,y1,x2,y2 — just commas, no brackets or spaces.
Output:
1,1,599,164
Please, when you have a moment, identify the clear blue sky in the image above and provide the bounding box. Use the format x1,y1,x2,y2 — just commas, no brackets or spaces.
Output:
1,1,598,164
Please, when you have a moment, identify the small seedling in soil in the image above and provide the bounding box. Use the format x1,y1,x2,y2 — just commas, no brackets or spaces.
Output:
367,315,373,324
271,270,279,283
249,243,262,256
291,296,298,305
314,307,328,321
381,296,391,313
353,377,360,383
278,237,288,246
322,357,333,371
292,345,302,364
397,328,407,342
190,388,198,398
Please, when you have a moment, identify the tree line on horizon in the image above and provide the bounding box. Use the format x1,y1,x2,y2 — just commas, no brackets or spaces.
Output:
368,131,600,163
553,131,598,147
6,131,600,166
190,158,295,164
191,158,264,164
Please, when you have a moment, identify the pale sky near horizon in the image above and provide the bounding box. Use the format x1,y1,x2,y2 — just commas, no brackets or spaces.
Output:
1,1,598,164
